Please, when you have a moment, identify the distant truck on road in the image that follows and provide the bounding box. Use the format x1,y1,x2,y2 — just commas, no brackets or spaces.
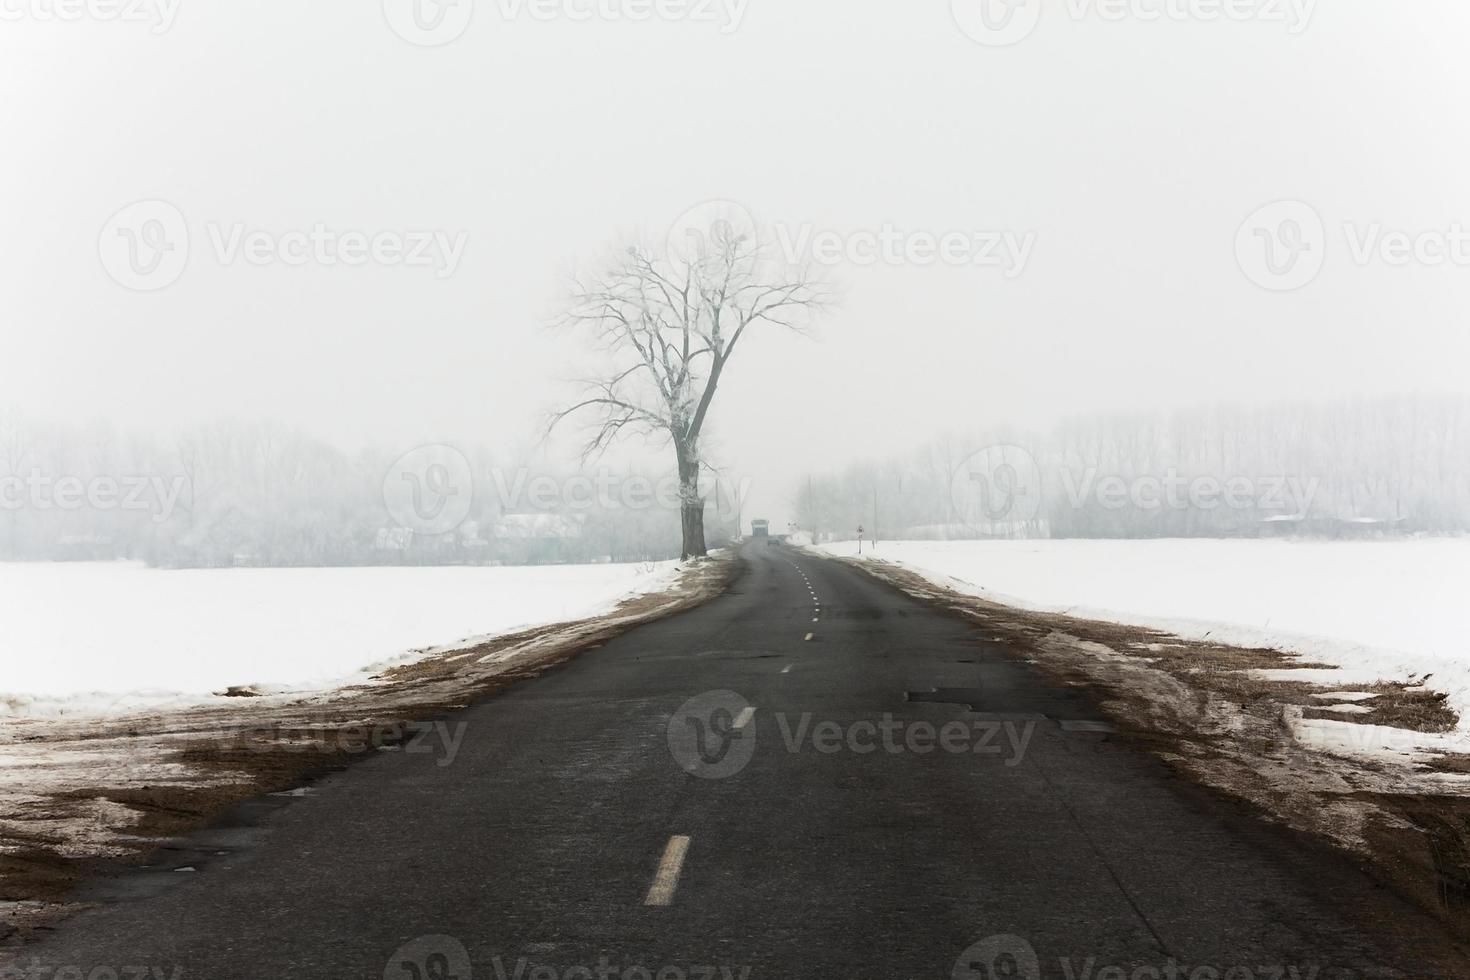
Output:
751,519,770,539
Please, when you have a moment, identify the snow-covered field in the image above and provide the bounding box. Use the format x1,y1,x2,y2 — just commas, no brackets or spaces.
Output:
821,538,1470,725
0,560,680,718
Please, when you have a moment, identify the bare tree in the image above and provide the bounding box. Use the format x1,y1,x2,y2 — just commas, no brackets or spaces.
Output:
551,218,828,558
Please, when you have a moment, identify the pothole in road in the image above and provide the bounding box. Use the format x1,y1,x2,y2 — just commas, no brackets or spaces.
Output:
907,689,1116,734
691,650,785,661
906,688,989,711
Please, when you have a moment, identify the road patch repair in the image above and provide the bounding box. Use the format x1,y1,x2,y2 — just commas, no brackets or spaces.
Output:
832,553,1470,941
0,555,736,940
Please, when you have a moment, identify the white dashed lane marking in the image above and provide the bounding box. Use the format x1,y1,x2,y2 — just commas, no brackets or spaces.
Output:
733,706,756,729
644,835,692,907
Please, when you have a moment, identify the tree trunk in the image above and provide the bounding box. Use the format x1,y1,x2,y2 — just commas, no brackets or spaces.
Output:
676,443,707,560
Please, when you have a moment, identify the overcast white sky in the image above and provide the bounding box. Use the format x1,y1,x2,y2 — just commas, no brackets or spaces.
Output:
4,1,1470,523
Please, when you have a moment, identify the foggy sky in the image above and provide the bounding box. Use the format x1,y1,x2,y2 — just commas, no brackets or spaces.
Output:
4,0,1470,525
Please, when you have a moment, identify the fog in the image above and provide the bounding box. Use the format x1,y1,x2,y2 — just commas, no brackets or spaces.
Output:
4,0,1470,533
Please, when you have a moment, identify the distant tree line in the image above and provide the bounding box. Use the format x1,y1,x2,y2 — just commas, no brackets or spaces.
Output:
0,415,740,567
796,395,1470,542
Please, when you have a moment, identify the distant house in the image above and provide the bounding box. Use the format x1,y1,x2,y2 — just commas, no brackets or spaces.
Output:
493,512,585,540
374,527,415,552
456,520,492,557
373,521,489,563
1259,515,1406,538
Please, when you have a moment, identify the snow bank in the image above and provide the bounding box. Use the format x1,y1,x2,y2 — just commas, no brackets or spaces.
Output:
0,560,681,718
821,538,1470,726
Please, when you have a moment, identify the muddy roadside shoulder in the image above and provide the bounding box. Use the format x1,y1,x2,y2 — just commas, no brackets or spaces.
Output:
834,553,1470,945
0,553,737,942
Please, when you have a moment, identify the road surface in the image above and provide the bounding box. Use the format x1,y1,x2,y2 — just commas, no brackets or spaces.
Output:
16,543,1469,979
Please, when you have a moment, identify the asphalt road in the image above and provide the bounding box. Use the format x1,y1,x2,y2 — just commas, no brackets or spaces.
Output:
15,542,1470,979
